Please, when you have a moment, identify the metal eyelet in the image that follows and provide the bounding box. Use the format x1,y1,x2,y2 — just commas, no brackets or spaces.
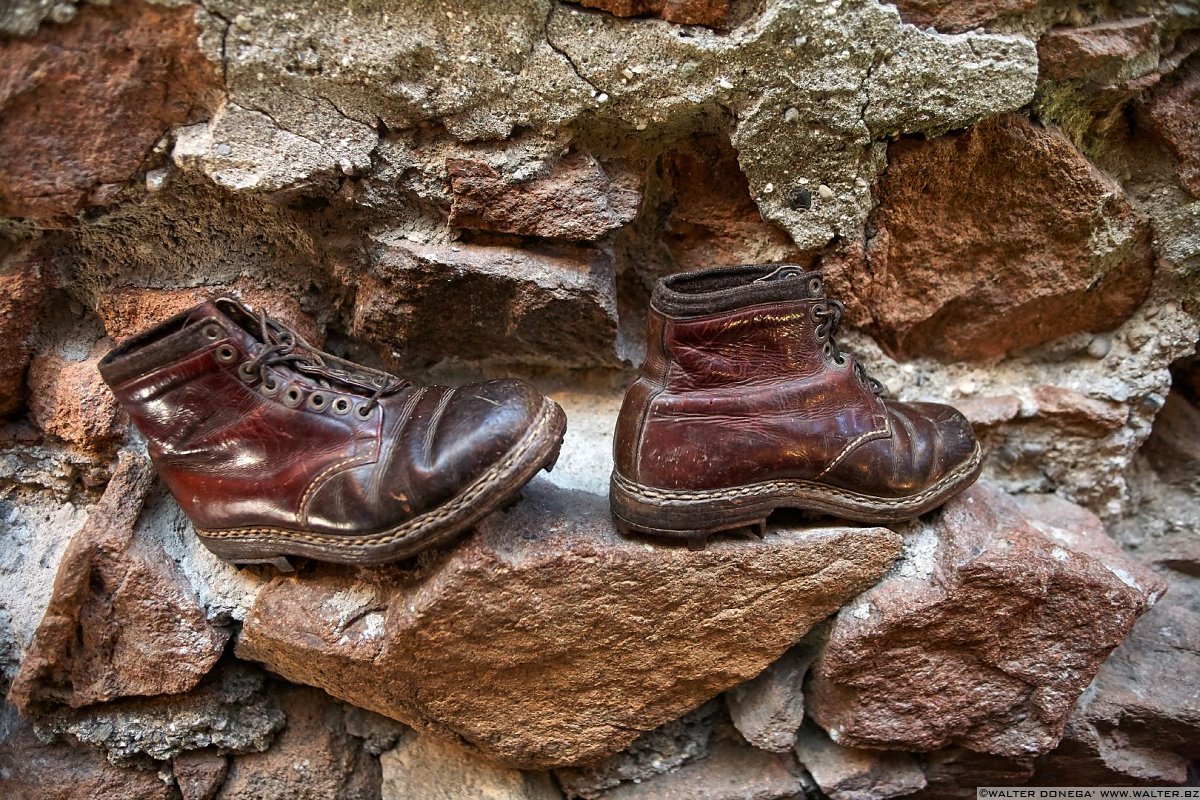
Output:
215,344,238,363
282,386,304,408
331,397,352,416
306,392,329,412
354,402,376,420
814,322,828,340
260,374,281,396
237,362,259,383
809,277,823,295
834,354,847,366
822,342,834,360
203,324,223,340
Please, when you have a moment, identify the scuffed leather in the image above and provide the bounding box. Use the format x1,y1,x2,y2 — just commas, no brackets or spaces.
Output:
615,268,979,497
100,300,547,537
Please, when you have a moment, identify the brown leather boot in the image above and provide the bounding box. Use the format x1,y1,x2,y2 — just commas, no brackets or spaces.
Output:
99,297,567,567
611,265,982,546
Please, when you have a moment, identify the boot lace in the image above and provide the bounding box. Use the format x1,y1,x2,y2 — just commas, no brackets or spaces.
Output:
811,300,887,397
241,310,408,413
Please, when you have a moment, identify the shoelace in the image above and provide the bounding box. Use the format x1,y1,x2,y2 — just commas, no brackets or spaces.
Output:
812,300,887,397
242,311,408,412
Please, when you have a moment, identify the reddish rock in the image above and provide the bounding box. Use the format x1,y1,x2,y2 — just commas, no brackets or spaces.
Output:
726,639,817,753
1038,18,1159,84
917,748,1035,799
26,349,125,451
795,725,926,800
1031,599,1200,785
1030,385,1127,433
97,285,322,345
9,452,229,712
886,0,1043,33
808,484,1164,758
1141,390,1200,485
217,686,381,800
0,704,174,800
0,1,221,218
659,135,806,273
382,732,560,800
236,483,902,768
0,246,48,416
858,114,1152,361
565,0,730,29
1139,54,1200,197
173,750,228,800
954,394,1022,429
448,151,642,241
352,240,619,369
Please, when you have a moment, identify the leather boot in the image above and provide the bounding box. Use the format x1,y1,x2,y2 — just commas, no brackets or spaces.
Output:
611,264,982,546
99,297,567,567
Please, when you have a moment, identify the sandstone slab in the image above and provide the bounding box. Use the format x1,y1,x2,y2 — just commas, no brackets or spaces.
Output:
887,0,1043,33
352,240,619,369
237,481,902,768
0,0,219,217
1037,18,1159,84
217,686,381,800
808,484,1163,757
1140,54,1200,197
845,113,1152,361
26,349,125,452
382,731,560,800
448,151,642,241
0,702,174,800
794,724,926,800
564,0,730,28
0,246,47,416
9,452,230,711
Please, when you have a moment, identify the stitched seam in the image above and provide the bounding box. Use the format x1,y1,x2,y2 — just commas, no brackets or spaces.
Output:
614,441,981,507
422,387,455,465
299,387,426,525
197,399,558,547
815,415,892,480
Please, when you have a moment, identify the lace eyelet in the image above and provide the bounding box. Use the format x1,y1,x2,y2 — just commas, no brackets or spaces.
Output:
834,355,847,366
282,386,304,408
809,277,823,295
237,362,259,383
354,402,376,420
260,374,280,396
203,324,223,340
306,392,329,412
215,344,238,363
331,397,352,416
822,342,834,359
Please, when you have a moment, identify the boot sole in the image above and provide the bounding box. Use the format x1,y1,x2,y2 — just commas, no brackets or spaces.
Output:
196,397,568,568
609,442,983,549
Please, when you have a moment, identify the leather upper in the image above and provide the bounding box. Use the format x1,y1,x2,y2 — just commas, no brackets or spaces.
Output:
99,298,545,536
614,265,979,497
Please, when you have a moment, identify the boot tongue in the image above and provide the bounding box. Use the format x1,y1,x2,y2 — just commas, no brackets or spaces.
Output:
183,297,267,350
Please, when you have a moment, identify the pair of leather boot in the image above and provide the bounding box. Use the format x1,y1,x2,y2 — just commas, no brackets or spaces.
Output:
99,265,980,567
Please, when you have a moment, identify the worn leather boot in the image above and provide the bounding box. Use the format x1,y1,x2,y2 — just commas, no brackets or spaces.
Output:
611,264,982,546
99,297,567,567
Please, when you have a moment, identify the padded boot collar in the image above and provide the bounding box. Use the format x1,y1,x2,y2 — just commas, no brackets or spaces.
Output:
651,264,826,318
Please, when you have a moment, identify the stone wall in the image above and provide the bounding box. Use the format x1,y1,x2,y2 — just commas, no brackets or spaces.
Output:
1,0,1198,798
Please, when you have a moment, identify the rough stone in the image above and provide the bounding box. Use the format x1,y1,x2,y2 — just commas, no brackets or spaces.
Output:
0,0,220,217
352,239,619,370
34,661,284,766
217,686,381,800
1029,385,1128,434
600,732,805,800
794,724,926,800
96,285,323,345
808,483,1164,757
565,0,731,29
174,749,229,800
848,113,1153,362
26,349,125,451
382,732,561,800
1139,54,1200,197
0,702,175,800
917,748,1035,798
448,151,642,241
726,636,818,753
1037,18,1159,84
556,700,721,799
0,246,48,416
9,452,230,711
236,480,902,768
887,0,1044,33
1031,598,1200,785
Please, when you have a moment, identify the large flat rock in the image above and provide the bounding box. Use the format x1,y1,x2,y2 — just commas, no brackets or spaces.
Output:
237,480,901,768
